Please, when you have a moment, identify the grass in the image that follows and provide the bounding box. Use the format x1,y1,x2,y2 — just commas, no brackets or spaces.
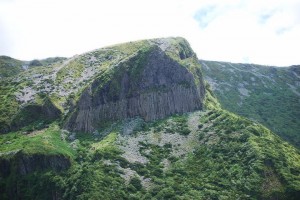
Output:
0,123,75,158
91,132,117,151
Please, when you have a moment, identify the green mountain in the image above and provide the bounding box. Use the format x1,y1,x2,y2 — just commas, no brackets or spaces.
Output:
0,38,299,199
0,56,66,79
0,56,24,78
201,60,300,148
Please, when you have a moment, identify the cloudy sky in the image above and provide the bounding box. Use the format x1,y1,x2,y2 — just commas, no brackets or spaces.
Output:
0,0,299,66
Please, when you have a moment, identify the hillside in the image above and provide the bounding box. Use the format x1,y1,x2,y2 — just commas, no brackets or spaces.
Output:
0,56,66,79
201,60,300,148
0,38,299,199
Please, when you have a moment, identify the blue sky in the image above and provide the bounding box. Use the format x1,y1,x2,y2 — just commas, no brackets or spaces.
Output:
0,0,299,66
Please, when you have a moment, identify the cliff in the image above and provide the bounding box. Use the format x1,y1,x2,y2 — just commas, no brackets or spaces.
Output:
0,151,70,177
65,38,205,133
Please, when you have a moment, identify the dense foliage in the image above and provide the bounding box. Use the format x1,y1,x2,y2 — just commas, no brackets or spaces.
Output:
1,109,299,199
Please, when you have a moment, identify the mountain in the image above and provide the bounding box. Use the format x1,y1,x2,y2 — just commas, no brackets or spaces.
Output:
0,56,66,79
201,60,300,148
0,38,299,199
0,56,24,78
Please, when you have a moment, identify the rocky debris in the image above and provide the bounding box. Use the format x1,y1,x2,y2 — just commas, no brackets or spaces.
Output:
117,111,204,165
70,139,79,149
161,158,171,172
68,132,76,141
102,159,113,166
187,112,201,132
117,165,152,189
119,167,138,183
141,177,152,189
238,87,250,97
150,38,171,51
238,83,250,97
15,86,37,103
60,130,68,141
121,118,144,136
205,77,219,90
117,134,149,164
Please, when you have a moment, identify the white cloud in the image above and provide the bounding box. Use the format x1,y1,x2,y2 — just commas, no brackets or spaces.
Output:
0,0,299,66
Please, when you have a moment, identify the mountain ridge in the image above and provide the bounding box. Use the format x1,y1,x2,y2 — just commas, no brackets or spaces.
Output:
201,60,300,148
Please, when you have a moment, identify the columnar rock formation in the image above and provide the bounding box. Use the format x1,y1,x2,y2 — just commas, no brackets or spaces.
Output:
65,39,205,133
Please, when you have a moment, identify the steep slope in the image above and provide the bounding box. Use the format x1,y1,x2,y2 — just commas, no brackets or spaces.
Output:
0,38,299,199
201,60,300,148
65,41,205,133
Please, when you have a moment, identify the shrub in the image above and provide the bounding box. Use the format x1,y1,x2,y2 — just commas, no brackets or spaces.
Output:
129,177,142,191
179,128,191,136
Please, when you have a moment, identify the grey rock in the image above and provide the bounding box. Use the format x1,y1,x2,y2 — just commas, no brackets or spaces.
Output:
65,43,205,133
0,151,71,177
68,132,76,141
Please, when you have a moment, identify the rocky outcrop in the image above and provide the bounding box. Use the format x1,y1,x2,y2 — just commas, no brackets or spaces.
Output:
0,151,71,177
0,151,71,200
65,40,205,133
10,97,61,131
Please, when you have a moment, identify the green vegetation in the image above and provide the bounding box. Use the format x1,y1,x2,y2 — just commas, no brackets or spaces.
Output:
1,110,299,199
0,38,299,199
201,60,300,148
0,81,19,132
38,57,66,66
0,123,74,157
0,56,23,78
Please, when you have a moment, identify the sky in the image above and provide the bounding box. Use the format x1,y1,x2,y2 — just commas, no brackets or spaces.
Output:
0,0,299,66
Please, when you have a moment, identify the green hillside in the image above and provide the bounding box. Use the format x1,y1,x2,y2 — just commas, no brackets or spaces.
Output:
0,56,24,78
1,91,299,199
201,60,300,148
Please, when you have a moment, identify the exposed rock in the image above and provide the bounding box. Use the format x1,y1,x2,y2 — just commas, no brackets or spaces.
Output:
0,151,71,177
65,41,205,133
10,97,61,131
68,132,76,141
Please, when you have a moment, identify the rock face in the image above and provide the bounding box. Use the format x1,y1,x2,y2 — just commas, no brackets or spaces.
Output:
65,40,205,133
10,97,61,131
0,151,71,177
0,152,71,200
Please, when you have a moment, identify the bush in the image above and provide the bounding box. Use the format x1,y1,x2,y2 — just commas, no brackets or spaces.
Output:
198,133,205,141
129,177,142,191
156,187,176,199
179,128,191,136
